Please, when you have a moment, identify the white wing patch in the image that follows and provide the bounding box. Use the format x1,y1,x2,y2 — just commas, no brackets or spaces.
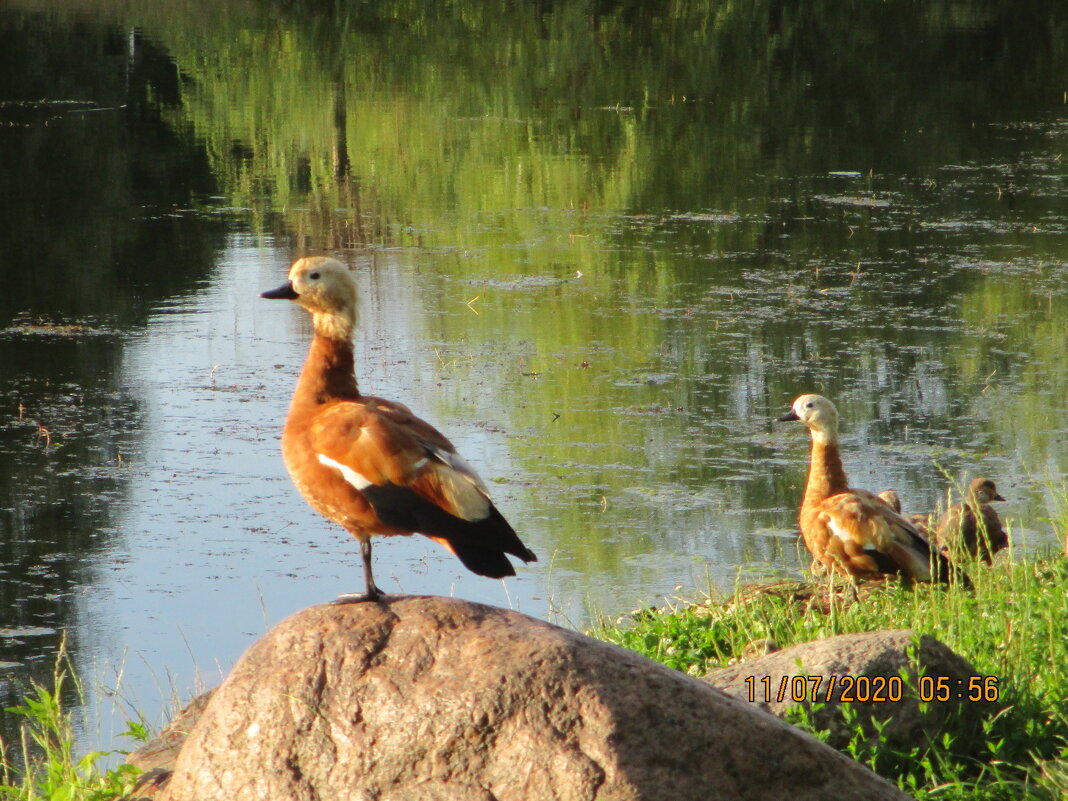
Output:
826,518,859,545
318,453,372,490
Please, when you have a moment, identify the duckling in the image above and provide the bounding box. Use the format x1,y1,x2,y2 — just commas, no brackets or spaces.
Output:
934,477,1008,564
876,490,902,514
877,489,936,538
262,256,536,601
778,394,959,584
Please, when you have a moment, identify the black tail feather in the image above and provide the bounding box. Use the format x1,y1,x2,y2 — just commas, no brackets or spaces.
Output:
364,483,536,578
449,543,520,578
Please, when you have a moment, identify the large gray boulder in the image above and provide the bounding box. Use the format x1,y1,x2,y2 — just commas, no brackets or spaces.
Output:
705,629,993,753
149,597,908,801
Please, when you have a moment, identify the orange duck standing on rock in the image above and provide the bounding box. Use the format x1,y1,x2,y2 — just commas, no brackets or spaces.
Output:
778,394,961,584
262,256,536,601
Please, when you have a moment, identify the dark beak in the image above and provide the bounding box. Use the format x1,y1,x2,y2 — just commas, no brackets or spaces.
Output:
777,410,800,422
261,281,299,300
993,492,1006,502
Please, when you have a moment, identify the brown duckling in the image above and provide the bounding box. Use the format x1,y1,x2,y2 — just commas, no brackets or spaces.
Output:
934,477,1008,564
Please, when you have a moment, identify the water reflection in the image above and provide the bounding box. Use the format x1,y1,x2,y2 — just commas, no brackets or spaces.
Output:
0,4,224,746
0,0,1066,757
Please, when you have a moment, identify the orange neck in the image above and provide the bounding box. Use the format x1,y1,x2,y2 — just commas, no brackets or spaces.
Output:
290,335,361,411
802,435,849,508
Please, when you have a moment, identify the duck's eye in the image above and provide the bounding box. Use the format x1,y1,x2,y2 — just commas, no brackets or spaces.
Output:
805,402,814,409
309,272,320,280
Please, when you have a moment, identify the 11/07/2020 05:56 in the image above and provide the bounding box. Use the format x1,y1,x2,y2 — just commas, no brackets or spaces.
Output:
743,674,1000,704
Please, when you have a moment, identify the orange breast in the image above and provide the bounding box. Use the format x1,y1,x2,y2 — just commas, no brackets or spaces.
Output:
282,418,406,537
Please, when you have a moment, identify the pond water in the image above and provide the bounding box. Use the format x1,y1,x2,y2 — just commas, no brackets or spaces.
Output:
1,0,1066,752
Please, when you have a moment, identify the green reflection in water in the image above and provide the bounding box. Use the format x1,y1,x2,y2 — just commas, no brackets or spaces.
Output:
0,4,228,746
6,0,1068,617
103,0,1068,587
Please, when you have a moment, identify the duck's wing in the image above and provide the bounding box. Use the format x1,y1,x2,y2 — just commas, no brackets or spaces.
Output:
818,489,958,582
979,506,1009,551
308,398,536,573
908,512,936,539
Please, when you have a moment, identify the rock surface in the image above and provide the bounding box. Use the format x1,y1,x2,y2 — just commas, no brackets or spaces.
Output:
704,629,992,752
127,690,215,800
151,596,908,801
129,690,215,774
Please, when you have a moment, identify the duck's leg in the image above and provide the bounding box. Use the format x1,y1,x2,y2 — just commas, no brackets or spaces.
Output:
334,537,385,603
844,575,861,604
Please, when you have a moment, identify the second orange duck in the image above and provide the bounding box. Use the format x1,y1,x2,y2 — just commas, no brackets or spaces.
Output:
779,394,959,584
262,256,537,601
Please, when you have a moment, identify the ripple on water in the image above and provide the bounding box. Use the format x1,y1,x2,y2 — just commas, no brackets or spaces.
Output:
0,626,57,639
812,194,895,208
668,212,743,224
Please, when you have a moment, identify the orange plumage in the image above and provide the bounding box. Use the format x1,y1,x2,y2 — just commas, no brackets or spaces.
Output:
778,394,959,584
262,256,536,601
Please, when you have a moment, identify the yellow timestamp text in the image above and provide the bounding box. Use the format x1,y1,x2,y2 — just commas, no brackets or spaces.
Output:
742,674,1000,704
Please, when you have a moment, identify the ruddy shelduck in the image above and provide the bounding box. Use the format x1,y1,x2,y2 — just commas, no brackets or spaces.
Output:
934,477,1008,564
778,394,958,583
262,256,536,601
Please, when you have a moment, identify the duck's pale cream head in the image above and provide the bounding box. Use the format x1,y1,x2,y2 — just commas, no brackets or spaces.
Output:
261,256,359,340
778,394,840,442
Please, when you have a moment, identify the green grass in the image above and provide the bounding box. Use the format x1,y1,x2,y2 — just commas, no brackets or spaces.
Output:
0,646,145,801
591,553,1068,800
3,555,1065,800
